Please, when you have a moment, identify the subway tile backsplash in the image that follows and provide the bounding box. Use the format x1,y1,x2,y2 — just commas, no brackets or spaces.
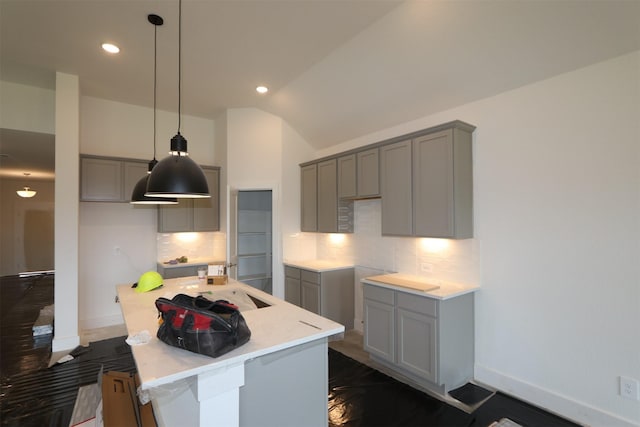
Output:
157,232,226,263
316,199,479,284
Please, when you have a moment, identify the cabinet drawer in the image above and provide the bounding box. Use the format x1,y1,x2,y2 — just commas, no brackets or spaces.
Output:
363,284,395,305
284,266,300,279
397,292,437,317
301,269,320,284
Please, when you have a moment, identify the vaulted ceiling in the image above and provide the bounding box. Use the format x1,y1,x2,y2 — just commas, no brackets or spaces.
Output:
2,0,639,152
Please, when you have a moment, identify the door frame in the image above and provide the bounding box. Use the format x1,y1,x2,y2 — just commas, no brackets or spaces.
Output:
226,183,282,298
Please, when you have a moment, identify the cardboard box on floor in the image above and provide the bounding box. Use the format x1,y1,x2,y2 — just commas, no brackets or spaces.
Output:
101,371,156,427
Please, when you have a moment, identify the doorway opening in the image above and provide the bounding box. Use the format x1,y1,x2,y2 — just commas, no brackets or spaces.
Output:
235,190,272,294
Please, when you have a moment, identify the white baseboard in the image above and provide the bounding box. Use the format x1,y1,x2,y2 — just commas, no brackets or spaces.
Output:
475,364,640,427
80,313,124,331
52,334,80,352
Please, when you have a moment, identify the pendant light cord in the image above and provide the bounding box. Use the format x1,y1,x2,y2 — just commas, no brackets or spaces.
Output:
177,0,182,134
153,20,158,160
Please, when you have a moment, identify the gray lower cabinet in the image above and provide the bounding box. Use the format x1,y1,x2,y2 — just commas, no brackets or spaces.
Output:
284,266,301,306
157,263,208,279
157,167,220,232
284,265,354,329
363,283,474,393
81,155,148,202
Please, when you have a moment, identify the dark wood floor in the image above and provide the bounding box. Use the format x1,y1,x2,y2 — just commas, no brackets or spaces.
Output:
0,274,581,427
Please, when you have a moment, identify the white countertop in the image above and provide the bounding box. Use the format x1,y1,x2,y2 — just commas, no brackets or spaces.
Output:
284,259,354,272
117,277,344,390
361,273,479,300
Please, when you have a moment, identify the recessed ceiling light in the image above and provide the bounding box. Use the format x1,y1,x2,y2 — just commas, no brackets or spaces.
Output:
256,86,268,94
102,43,120,54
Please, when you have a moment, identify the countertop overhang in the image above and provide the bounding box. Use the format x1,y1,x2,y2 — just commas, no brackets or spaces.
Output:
361,273,479,300
117,277,344,390
284,259,354,272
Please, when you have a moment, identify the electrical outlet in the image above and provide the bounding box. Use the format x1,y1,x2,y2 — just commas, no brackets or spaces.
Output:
420,262,433,273
114,246,120,255
114,295,119,303
620,376,640,400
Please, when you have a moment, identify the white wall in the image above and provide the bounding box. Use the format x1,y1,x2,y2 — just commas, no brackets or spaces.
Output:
316,51,640,426
78,96,216,329
224,108,317,297
225,108,284,296
281,121,317,262
0,81,56,276
0,81,55,133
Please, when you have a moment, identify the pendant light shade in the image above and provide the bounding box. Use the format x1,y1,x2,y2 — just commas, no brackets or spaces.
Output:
146,0,210,199
146,133,210,197
131,160,178,204
130,13,178,205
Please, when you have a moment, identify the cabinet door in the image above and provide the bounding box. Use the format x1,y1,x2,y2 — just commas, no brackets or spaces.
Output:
413,129,473,238
300,164,317,232
123,161,148,202
397,308,437,383
285,276,301,306
158,200,193,232
357,148,379,198
413,130,454,238
193,167,220,231
337,154,356,199
380,140,413,236
301,281,321,315
317,159,337,233
81,157,123,201
364,298,395,362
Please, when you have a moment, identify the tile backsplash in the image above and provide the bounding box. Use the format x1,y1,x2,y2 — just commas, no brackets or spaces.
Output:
316,199,479,285
157,232,226,263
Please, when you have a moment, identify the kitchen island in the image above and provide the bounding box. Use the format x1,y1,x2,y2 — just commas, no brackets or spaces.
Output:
117,277,344,427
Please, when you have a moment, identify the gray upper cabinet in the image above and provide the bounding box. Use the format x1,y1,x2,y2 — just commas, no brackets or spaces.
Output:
300,164,318,232
124,161,149,202
338,148,380,200
337,154,356,199
317,159,337,233
357,148,379,198
193,168,220,231
381,122,474,239
380,140,413,236
413,127,473,238
158,166,220,232
302,120,474,238
81,155,147,202
301,160,353,233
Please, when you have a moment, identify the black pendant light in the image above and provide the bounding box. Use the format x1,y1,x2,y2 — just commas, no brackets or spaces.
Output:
130,14,178,205
146,0,210,199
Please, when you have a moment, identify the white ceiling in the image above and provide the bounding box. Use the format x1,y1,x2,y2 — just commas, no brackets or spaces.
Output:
1,0,639,156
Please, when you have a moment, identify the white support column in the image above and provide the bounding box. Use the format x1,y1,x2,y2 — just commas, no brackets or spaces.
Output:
191,363,245,427
151,362,245,427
